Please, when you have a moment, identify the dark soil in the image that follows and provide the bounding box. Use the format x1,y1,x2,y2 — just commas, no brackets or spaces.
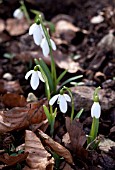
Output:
0,0,115,169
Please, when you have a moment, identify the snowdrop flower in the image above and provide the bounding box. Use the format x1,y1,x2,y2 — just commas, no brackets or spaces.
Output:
25,70,45,90
40,37,56,57
29,23,56,57
13,8,24,19
91,102,101,119
49,94,71,113
29,23,43,46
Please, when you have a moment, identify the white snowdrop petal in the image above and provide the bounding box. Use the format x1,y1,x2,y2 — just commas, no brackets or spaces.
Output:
18,13,23,19
91,102,101,118
50,39,56,51
13,9,23,19
49,95,59,105
37,71,45,82
29,23,36,35
63,94,71,102
33,29,42,45
13,9,19,17
29,23,38,35
41,38,50,57
59,95,67,113
30,71,39,90
25,70,34,80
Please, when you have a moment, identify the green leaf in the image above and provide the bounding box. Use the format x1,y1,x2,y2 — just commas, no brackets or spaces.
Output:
10,153,18,156
56,70,67,84
38,65,51,100
30,9,42,17
87,117,99,145
18,150,24,154
45,21,55,33
74,108,84,119
43,105,51,124
58,75,83,91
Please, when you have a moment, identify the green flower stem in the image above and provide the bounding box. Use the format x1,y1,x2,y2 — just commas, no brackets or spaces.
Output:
49,49,57,93
38,65,50,100
51,108,57,136
20,0,31,24
39,16,57,93
62,86,74,121
87,117,99,144
70,96,74,121
43,105,55,137
39,65,56,136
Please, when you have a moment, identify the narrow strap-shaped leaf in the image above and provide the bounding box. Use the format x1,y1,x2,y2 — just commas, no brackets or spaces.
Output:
39,58,54,91
58,75,83,91
38,65,50,100
56,70,67,84
43,105,51,125
74,108,84,119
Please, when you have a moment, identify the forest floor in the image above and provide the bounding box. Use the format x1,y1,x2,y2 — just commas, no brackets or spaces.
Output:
0,0,115,169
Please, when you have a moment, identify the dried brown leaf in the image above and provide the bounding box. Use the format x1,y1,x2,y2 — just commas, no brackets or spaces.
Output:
0,99,47,133
60,162,74,170
99,136,115,152
24,130,54,170
97,31,115,54
6,18,29,36
54,50,83,73
1,93,27,108
0,80,23,94
0,152,28,166
54,20,79,43
65,117,88,159
38,130,74,165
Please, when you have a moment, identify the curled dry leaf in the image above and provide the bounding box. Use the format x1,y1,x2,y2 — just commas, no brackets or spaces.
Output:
54,50,83,73
94,71,106,82
6,18,29,36
97,31,115,54
0,152,28,166
0,99,47,133
55,20,77,32
1,93,27,108
38,129,74,165
60,162,74,170
54,20,80,43
23,130,54,170
0,80,23,94
65,117,88,159
99,136,115,152
53,18,88,45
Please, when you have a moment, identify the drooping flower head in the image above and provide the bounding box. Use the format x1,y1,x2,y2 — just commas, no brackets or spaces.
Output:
29,23,43,46
91,87,101,119
25,66,45,90
13,8,24,19
29,21,56,57
49,93,71,113
91,102,101,118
